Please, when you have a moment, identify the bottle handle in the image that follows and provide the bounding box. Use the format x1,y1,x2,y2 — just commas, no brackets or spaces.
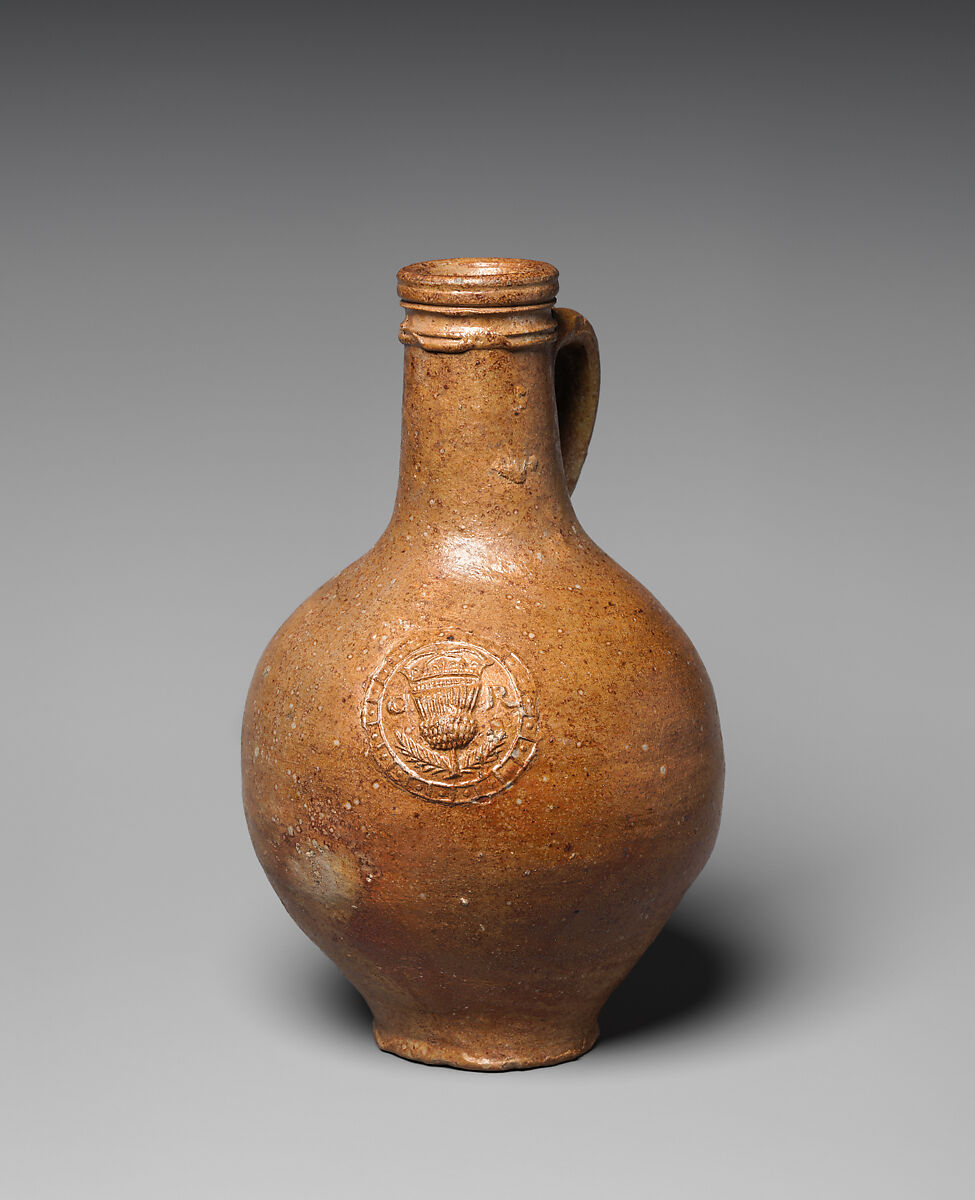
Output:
552,307,600,495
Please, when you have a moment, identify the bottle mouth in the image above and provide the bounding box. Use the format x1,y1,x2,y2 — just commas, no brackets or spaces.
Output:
397,258,559,309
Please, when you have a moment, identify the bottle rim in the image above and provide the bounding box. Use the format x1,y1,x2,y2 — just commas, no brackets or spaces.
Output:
397,258,559,308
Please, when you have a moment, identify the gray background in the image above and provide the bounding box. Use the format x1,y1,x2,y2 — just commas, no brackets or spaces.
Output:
2,2,972,1196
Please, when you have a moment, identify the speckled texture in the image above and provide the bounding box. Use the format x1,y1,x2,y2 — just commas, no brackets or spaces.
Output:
242,258,724,1069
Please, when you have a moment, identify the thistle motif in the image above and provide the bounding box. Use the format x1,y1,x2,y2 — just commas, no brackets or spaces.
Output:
405,650,486,773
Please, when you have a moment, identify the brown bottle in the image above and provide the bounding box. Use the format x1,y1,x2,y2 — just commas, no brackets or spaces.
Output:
242,259,724,1069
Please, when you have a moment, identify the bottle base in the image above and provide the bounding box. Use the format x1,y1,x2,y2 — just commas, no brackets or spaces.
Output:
372,1020,599,1071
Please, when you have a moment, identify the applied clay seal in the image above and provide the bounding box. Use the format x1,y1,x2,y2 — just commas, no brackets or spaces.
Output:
362,635,538,804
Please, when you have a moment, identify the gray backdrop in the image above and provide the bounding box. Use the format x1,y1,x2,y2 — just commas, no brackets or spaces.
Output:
2,3,971,1196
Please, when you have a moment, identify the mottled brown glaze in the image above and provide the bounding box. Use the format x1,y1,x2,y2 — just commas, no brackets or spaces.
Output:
242,258,724,1070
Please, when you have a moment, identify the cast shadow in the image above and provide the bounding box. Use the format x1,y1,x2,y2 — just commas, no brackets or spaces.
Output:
316,962,374,1032
598,917,755,1042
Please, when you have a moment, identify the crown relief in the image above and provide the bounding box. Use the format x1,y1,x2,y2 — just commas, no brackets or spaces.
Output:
403,651,487,684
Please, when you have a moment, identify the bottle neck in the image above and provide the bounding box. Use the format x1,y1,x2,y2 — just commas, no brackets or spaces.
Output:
391,344,575,543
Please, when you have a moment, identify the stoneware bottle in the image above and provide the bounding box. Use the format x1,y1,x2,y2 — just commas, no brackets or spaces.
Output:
242,258,724,1070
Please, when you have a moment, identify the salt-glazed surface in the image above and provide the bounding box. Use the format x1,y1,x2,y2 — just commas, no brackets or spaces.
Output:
242,258,724,1069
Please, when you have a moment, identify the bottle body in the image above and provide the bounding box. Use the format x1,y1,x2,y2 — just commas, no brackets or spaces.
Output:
242,261,723,1069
